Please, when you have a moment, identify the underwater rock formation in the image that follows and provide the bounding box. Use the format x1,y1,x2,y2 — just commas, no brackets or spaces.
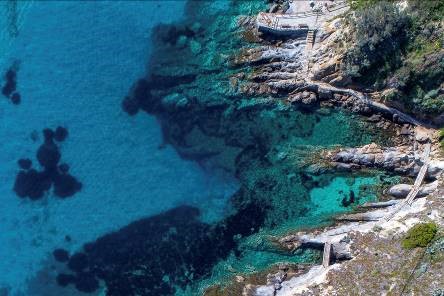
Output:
13,128,81,199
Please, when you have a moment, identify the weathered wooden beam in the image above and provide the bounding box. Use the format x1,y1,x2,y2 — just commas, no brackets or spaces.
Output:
322,242,332,268
334,212,382,222
359,200,399,209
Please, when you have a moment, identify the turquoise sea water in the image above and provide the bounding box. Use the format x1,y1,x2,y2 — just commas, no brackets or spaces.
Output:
0,2,238,294
0,1,396,295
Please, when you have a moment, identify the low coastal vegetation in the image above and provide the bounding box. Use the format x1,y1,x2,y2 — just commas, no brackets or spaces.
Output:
344,0,444,117
402,222,438,249
439,128,444,152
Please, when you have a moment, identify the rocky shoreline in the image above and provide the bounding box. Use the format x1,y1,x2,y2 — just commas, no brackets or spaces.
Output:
230,1,444,294
247,178,444,295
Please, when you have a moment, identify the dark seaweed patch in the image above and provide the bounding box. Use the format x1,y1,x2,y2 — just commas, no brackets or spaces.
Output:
43,128,54,142
121,79,153,116
18,158,32,170
10,92,20,105
37,141,61,169
13,128,82,200
58,163,70,173
55,202,266,295
121,96,139,116
53,173,82,198
56,273,76,287
67,253,88,272
54,126,68,142
122,77,180,115
2,68,16,97
2,61,21,104
53,249,70,263
13,169,51,200
74,272,99,293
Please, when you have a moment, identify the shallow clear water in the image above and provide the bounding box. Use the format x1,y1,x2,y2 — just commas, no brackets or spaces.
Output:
0,1,238,294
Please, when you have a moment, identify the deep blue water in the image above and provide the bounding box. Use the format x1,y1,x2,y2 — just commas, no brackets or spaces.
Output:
0,2,238,294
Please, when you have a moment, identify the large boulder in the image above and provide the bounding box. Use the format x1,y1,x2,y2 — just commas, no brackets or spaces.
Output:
427,160,444,178
388,181,438,198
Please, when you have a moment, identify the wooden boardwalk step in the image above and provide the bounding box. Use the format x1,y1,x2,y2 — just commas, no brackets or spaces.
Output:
383,143,431,221
322,242,332,268
306,30,315,49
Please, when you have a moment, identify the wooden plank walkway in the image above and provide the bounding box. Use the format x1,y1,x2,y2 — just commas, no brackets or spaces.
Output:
407,143,431,204
383,143,431,221
322,242,332,268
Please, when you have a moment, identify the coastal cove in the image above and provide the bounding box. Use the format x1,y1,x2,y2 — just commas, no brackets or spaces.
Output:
115,0,404,295
1,1,438,296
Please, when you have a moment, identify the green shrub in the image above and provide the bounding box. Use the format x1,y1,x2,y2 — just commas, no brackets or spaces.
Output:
342,1,410,84
439,128,444,141
343,0,444,116
402,223,438,249
347,0,387,11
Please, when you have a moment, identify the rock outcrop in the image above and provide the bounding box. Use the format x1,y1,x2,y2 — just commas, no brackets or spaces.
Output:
387,181,438,198
324,142,444,178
